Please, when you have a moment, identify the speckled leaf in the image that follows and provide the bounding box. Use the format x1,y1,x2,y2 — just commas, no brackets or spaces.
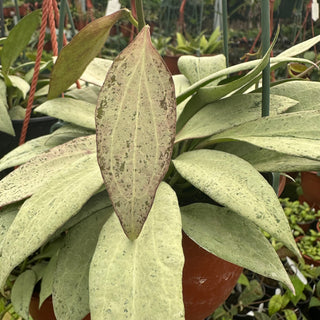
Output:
96,26,176,240
35,98,96,130
80,57,113,86
89,182,184,319
181,203,293,291
53,207,113,320
39,253,59,307
11,270,37,319
178,54,226,86
175,94,297,142
270,81,320,112
48,9,129,99
216,141,320,172
0,153,103,290
0,124,93,171
0,135,96,207
1,10,41,73
0,78,14,135
172,74,191,120
172,150,299,256
0,204,20,247
202,110,320,161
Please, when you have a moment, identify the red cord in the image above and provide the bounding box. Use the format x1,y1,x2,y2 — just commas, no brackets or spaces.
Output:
19,0,50,146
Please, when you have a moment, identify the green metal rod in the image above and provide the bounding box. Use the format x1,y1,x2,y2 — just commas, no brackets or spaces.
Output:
65,0,77,37
222,0,229,68
14,0,20,21
261,0,270,117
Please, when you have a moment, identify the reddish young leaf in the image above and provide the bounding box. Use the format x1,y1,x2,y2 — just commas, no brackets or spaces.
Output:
96,26,176,240
48,9,129,99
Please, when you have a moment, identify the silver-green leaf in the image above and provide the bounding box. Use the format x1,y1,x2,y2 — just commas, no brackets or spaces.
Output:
172,149,299,257
89,182,184,319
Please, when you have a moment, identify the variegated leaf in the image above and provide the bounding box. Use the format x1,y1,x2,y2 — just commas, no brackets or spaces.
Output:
96,26,176,239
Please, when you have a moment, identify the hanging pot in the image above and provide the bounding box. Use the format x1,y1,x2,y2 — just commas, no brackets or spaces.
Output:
0,116,57,179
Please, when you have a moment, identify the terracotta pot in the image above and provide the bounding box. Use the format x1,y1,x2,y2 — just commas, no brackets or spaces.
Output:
163,55,181,75
300,171,320,210
29,295,90,320
182,232,243,320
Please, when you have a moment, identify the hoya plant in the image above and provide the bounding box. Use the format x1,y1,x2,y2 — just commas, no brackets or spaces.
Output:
1,3,320,320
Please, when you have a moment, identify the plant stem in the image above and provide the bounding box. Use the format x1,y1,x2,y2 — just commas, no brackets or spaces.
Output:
135,0,146,31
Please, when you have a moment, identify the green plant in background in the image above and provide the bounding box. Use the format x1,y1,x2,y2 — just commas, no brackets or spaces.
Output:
151,34,172,56
280,198,320,236
2,2,320,319
297,230,320,261
168,27,222,55
0,9,53,136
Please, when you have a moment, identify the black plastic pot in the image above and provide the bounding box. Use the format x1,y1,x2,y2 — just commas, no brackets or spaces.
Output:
0,116,57,178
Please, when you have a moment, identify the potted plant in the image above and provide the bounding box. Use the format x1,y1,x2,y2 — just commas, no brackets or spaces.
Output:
280,198,320,235
163,28,222,74
1,2,320,319
0,10,57,161
296,231,320,267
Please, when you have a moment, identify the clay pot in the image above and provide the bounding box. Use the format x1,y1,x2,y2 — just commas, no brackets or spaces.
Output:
300,171,320,210
163,55,181,75
182,232,243,320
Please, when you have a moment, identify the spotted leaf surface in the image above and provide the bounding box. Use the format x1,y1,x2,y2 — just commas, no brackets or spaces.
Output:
96,26,176,240
0,153,103,290
181,203,293,291
201,110,320,161
89,182,184,319
173,150,300,257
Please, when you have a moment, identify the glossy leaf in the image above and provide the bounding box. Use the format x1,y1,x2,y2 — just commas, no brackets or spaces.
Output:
175,94,297,142
178,54,226,86
172,150,299,256
0,153,103,290
96,26,176,240
35,98,96,130
0,135,97,207
216,141,320,172
80,57,113,86
181,203,293,291
53,207,113,320
1,10,41,73
172,74,191,120
48,10,129,99
0,78,14,135
202,110,320,161
11,270,37,319
270,81,320,112
89,182,184,319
